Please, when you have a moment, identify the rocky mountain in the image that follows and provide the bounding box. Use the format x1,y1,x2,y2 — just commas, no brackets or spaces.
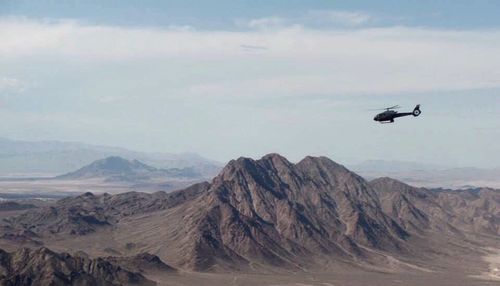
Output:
1,154,499,274
0,137,221,178
0,247,164,285
57,156,202,182
168,154,409,270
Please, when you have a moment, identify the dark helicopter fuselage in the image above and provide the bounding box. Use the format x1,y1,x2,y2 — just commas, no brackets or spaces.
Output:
374,105,421,123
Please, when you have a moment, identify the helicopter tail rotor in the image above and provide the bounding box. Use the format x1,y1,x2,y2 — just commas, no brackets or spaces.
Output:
412,104,421,116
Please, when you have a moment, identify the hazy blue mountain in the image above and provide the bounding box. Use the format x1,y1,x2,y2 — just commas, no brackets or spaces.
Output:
57,156,202,182
0,137,221,178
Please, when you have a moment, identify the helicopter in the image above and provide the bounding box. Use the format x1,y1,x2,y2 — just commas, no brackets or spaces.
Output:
373,104,421,123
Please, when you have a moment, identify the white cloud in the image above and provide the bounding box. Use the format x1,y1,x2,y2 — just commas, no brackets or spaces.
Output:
0,77,25,93
306,10,373,26
1,17,500,98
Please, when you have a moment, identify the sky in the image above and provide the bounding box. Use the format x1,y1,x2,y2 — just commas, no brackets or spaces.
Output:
0,0,499,167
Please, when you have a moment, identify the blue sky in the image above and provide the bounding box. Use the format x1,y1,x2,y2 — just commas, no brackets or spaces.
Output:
0,1,499,167
3,0,500,29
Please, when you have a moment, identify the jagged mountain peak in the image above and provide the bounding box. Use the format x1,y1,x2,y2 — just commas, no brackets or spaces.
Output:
297,155,355,179
223,153,292,170
298,155,341,165
219,154,351,180
216,154,295,183
260,153,292,165
213,154,374,203
299,156,349,173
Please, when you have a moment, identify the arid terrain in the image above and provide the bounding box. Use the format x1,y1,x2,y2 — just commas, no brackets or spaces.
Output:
0,154,498,285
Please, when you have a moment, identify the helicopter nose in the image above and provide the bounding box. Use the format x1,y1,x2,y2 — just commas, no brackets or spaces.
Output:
373,116,378,121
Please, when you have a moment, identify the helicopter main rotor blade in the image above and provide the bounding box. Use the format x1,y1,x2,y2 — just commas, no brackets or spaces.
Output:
367,105,401,111
387,105,401,109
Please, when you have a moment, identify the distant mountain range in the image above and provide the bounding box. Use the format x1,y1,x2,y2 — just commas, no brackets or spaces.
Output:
350,160,500,189
1,137,498,190
0,137,221,178
57,156,202,182
2,154,498,275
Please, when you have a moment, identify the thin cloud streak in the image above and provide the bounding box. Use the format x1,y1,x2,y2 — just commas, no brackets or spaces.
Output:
235,9,374,30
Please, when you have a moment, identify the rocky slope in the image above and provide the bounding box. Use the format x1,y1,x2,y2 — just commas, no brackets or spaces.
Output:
0,247,163,285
